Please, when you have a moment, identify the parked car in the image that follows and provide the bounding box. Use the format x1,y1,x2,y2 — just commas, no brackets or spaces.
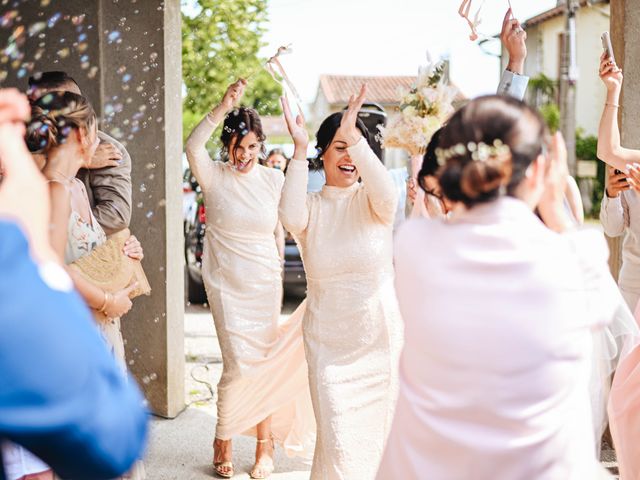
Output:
183,166,311,304
354,103,387,163
183,167,208,304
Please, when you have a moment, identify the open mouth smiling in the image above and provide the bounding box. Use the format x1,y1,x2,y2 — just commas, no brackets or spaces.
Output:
338,165,356,174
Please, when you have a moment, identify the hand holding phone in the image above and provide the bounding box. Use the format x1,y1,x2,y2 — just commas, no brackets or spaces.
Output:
601,32,615,63
607,167,630,198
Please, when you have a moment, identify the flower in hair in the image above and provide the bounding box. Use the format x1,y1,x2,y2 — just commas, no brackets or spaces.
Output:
435,139,510,166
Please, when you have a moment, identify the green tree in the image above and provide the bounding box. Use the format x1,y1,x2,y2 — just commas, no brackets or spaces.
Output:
182,0,282,145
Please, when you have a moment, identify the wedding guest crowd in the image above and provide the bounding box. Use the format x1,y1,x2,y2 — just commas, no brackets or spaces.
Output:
5,6,640,480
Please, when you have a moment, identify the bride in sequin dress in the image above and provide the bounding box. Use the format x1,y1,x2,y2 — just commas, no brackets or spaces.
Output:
279,86,403,479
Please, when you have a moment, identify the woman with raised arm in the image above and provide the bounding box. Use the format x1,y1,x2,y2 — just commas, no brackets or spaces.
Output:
598,52,640,174
279,87,403,479
184,80,314,479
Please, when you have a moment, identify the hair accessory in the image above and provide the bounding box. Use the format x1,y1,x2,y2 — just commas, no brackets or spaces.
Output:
435,139,510,166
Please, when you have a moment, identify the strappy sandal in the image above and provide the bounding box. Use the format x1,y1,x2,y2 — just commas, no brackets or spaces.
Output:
249,437,275,479
213,438,234,478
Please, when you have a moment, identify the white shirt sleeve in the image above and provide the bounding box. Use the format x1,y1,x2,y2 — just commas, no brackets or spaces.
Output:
600,193,627,238
497,70,530,101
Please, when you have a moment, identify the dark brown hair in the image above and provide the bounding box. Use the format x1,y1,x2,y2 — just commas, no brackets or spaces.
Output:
312,111,374,170
220,107,266,162
437,95,547,208
26,91,96,154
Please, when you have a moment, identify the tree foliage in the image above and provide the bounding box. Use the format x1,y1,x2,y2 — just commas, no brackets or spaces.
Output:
182,0,282,143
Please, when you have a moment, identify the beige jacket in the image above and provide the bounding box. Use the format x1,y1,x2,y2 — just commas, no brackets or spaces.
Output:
77,131,132,235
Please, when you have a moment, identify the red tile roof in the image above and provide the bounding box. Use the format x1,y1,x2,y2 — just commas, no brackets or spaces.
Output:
260,115,289,137
523,0,609,29
318,75,417,106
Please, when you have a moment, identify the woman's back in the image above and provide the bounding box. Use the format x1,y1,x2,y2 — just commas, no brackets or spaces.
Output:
384,197,612,479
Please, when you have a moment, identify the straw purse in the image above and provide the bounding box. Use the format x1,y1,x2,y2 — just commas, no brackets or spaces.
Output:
69,228,151,321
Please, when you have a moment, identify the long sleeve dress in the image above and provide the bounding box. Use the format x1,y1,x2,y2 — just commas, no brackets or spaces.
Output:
600,190,640,310
184,115,315,457
279,138,403,479
599,193,640,480
378,197,616,480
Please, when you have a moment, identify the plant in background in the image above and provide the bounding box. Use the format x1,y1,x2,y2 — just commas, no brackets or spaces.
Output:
575,130,603,219
182,0,282,148
529,73,560,133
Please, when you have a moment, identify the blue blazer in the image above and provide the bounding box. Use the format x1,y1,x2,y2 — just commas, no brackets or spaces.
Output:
0,221,148,479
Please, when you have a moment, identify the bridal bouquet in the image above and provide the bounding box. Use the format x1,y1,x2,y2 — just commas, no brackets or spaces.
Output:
379,59,459,156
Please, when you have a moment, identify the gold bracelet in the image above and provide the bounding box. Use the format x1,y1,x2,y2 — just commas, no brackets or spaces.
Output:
606,103,620,108
99,292,111,314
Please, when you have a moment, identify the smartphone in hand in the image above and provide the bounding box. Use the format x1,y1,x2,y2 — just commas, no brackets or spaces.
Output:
601,31,616,63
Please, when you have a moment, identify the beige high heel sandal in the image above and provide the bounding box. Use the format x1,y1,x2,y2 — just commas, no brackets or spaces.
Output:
212,438,234,478
250,437,275,479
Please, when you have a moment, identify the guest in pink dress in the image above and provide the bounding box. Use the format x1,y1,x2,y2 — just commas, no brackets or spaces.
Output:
378,95,616,480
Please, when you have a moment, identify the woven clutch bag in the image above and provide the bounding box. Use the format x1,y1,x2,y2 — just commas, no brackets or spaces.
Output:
69,228,151,300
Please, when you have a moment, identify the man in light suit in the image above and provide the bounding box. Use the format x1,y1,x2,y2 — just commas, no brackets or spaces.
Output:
28,72,132,235
497,9,529,101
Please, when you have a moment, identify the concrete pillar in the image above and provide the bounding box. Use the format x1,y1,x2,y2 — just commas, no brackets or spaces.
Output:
608,0,640,280
0,0,185,418
99,0,185,419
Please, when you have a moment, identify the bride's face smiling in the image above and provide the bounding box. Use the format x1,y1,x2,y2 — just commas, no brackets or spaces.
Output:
322,131,359,188
228,132,260,174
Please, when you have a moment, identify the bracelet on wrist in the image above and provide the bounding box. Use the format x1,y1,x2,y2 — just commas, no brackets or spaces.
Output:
99,292,112,314
606,103,620,108
97,290,108,312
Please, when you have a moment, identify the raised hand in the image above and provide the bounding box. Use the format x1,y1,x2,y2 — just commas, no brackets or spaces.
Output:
0,89,56,263
501,9,527,75
537,132,573,232
220,79,248,113
599,52,623,93
337,84,367,147
280,94,308,156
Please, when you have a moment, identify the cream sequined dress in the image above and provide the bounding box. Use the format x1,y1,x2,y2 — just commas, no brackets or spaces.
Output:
279,138,404,479
185,115,315,457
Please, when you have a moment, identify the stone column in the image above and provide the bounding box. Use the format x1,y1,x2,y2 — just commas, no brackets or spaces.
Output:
608,0,640,280
0,0,185,418
99,0,185,418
